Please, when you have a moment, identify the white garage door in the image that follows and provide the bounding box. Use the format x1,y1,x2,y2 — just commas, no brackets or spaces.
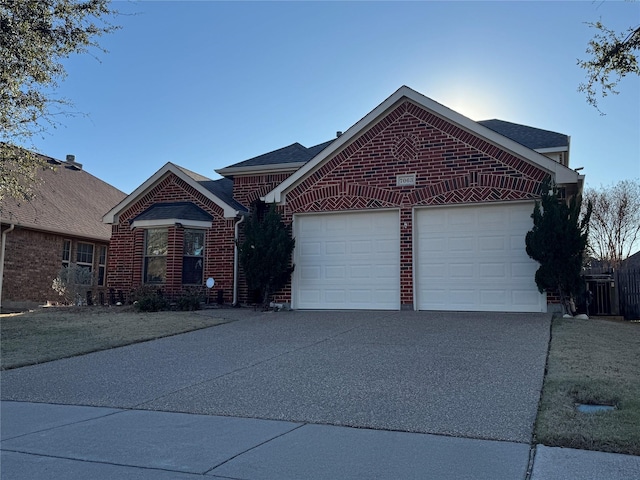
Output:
294,210,400,310
415,203,545,312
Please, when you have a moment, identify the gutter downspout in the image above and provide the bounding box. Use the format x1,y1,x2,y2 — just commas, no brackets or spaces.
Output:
0,224,16,311
232,215,245,307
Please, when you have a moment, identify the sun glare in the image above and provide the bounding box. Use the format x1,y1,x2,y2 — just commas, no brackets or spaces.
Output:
422,77,518,122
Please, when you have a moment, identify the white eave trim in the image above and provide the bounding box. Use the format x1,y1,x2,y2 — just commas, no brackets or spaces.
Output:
216,162,306,177
264,85,579,203
535,146,569,154
103,162,239,224
130,219,213,230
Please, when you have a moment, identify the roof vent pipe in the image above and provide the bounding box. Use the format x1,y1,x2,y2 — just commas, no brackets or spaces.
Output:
336,131,343,138
65,154,83,170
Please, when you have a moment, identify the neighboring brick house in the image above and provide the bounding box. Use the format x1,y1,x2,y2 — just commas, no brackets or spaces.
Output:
104,86,583,312
0,154,126,309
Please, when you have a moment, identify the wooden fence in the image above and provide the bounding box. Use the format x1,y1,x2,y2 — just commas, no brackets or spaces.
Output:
617,268,640,320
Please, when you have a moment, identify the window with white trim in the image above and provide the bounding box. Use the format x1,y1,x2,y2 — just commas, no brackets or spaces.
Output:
76,242,94,284
182,229,204,284
144,228,168,284
62,239,71,268
98,246,107,286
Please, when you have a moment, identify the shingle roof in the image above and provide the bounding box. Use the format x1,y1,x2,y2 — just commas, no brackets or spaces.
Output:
224,140,334,169
176,166,247,212
478,119,568,150
223,119,566,173
1,155,127,241
134,202,213,222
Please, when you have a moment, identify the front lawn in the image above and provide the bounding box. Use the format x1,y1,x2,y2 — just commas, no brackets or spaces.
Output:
535,316,640,455
0,306,230,370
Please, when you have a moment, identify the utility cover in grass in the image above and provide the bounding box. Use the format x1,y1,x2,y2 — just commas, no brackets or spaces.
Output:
576,404,616,413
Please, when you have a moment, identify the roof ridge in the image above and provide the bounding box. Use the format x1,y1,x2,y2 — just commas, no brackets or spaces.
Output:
175,164,214,182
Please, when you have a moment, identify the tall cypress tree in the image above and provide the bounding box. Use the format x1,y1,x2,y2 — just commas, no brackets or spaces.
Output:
239,203,295,307
525,181,592,314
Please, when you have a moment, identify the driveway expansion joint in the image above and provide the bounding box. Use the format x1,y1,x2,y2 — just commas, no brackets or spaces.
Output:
204,422,307,475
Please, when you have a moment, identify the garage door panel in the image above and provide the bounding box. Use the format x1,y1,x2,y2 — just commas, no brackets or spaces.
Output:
450,263,475,278
375,263,399,279
511,262,536,279
298,289,321,304
376,238,398,254
450,237,475,252
324,290,346,304
478,209,505,225
349,265,371,278
480,263,506,277
325,241,346,255
416,203,544,312
450,290,477,304
479,236,505,251
450,212,475,227
512,290,543,306
300,241,322,256
325,265,346,279
480,290,508,306
295,211,400,310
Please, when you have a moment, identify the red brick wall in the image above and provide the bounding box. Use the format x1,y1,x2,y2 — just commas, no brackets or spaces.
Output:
271,100,550,308
106,173,236,303
1,227,109,305
232,173,293,208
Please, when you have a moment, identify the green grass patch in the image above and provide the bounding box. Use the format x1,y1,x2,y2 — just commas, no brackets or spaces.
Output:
0,306,230,370
535,316,640,455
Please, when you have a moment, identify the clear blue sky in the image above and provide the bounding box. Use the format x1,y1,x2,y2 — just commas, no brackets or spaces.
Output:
34,0,640,195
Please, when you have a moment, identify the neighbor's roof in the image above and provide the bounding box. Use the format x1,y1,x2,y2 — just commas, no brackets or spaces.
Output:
478,119,569,151
1,154,126,241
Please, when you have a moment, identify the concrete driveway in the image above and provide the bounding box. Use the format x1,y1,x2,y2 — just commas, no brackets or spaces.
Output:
1,310,552,478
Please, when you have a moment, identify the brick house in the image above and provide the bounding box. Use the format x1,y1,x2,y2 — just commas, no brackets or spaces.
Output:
104,86,583,312
1,154,126,309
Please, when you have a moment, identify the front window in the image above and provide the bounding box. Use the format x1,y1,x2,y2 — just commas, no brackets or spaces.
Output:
98,246,107,286
182,229,204,284
144,228,168,283
76,242,94,284
62,239,71,268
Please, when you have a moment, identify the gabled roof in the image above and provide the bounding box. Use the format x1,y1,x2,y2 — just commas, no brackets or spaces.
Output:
103,162,245,224
264,86,580,203
131,201,214,229
478,119,569,151
133,202,213,222
216,140,334,177
1,154,126,241
175,165,246,212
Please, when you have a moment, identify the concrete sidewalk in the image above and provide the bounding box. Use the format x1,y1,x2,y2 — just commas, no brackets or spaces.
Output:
1,401,531,479
2,401,639,479
1,310,639,479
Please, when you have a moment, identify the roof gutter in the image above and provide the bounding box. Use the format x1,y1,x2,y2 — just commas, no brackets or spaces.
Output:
0,223,16,310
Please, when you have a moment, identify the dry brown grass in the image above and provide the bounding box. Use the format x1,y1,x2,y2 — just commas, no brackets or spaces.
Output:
535,316,640,455
0,305,230,370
